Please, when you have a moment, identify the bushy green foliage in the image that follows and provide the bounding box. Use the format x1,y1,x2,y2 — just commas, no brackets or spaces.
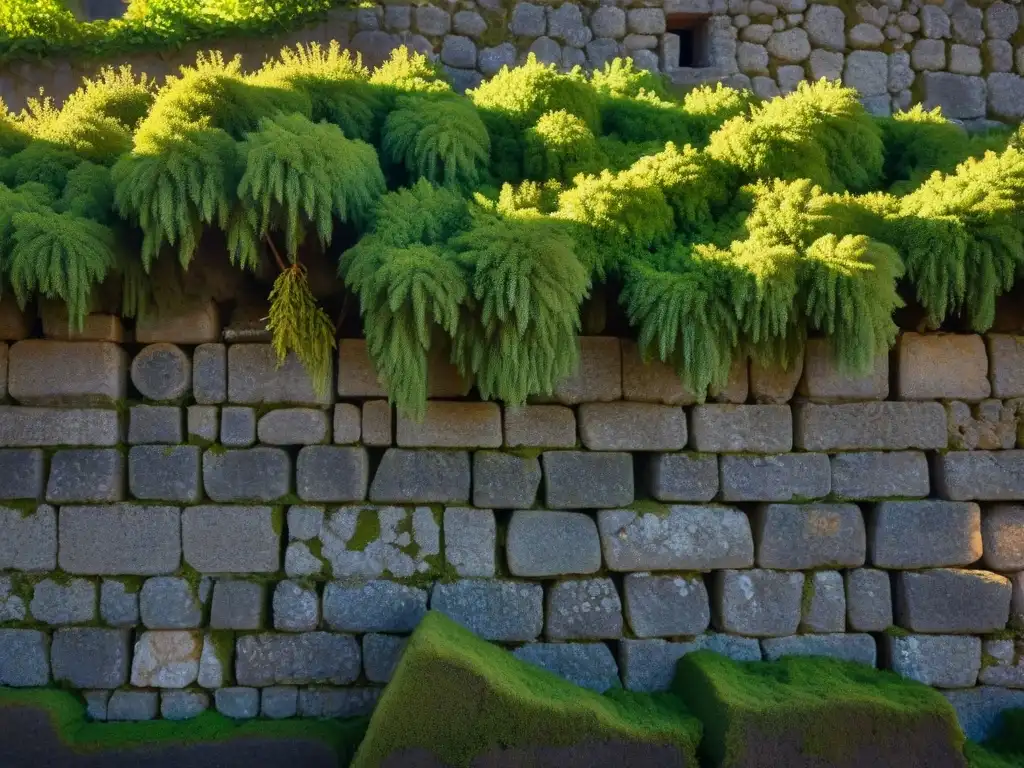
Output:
369,45,450,96
523,110,604,181
589,58,671,100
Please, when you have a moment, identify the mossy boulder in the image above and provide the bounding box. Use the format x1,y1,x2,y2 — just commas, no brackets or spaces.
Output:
351,610,702,768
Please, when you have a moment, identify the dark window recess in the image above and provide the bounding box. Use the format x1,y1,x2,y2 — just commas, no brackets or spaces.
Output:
666,14,711,68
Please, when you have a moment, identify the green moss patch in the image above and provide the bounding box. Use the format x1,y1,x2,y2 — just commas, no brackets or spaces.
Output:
351,611,702,768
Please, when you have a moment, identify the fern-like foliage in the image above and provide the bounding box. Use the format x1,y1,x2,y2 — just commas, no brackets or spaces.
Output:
61,162,115,221
682,83,758,143
0,98,29,155
523,110,604,182
598,89,694,146
590,58,671,100
0,142,83,196
369,45,450,96
267,264,337,398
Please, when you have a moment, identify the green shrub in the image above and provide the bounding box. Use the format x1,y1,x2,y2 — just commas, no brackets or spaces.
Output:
523,109,604,181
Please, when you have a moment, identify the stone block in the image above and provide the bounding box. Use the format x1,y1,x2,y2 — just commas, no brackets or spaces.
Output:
100,580,139,627
228,345,331,406
47,448,124,503
473,452,540,508
296,446,368,502
504,405,576,448
478,43,517,76
755,503,865,569
0,504,55,571
578,403,686,451
512,643,621,692
983,505,1024,571
749,354,803,404
0,630,49,686
945,687,1024,742
397,402,501,448
598,505,753,571
30,578,96,624
0,448,44,499
546,577,623,640
870,500,981,568
720,453,831,502
431,580,543,641
979,638,1024,688
690,405,791,453
804,3,845,50
273,580,320,632
298,688,380,718
844,50,888,96
361,400,391,446
646,453,718,502
934,451,1024,501
287,506,323,541
543,451,633,508
619,635,761,692
193,343,226,404
140,577,201,629
203,448,291,502
8,341,126,405
210,580,265,630
897,333,990,400
216,688,260,719
922,72,987,120
621,340,746,404
337,339,468,398
624,573,710,637
507,510,601,577
261,687,298,719
317,506,440,579
219,406,255,447
444,507,495,577
713,569,804,637
442,35,477,67
182,505,280,573
197,633,227,689
887,634,981,688
988,73,1024,120
187,405,218,444
0,575,24,622
800,570,846,633
131,630,201,688
947,400,1019,451
59,505,180,575
129,445,201,502
370,449,470,503
51,628,130,688
107,691,159,721
0,302,30,341
128,405,183,445
845,568,892,632
0,406,121,447
131,344,190,402
988,335,1024,397
550,337,621,404
136,300,219,344
235,632,361,686
161,691,209,720
332,404,360,445
761,634,876,666
895,569,1011,633
511,2,546,36
794,402,947,451
830,451,929,499
363,634,407,684
323,580,427,632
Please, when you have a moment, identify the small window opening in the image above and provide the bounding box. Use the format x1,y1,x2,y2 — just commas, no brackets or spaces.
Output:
666,14,711,69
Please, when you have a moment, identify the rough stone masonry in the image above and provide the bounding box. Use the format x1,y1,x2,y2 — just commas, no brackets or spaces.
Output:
1,300,1024,742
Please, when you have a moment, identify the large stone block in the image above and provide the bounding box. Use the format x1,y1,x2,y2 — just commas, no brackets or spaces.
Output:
0,504,55,571
944,687,1024,742
131,344,191,402
0,448,44,499
624,573,710,637
135,300,219,344
934,451,1024,501
51,628,130,688
337,339,469,398
100,580,139,627
140,577,202,629
983,504,1024,571
689,405,792,453
363,634,407,684
887,634,981,688
210,580,265,630
897,333,990,400
228,344,331,406
47,448,124,503
235,632,361,686
203,447,291,502
895,569,1011,633
431,580,543,641
273,580,320,632
988,335,1024,397
473,452,540,508
761,634,877,666
444,507,495,577
713,569,804,637
193,343,226,404
397,402,502,448
542,451,633,508
296,446,368,502
793,402,947,451
323,580,427,632
546,578,623,640
129,445,201,503
507,510,601,577
549,337,621,404
30,578,96,624
755,503,865,569
258,408,330,445
0,406,121,447
512,643,621,692
220,406,255,447
598,505,753,571
0,630,49,686
619,635,761,692
646,453,718,502
801,570,845,633
503,405,576,448
8,341,126,405
130,630,201,688
578,403,686,451
370,449,470,503
59,504,180,575
988,72,1024,120
870,501,981,568
182,505,280,573
921,72,987,119
128,405,183,444
830,451,929,499
845,568,893,632
719,453,831,501
844,50,888,96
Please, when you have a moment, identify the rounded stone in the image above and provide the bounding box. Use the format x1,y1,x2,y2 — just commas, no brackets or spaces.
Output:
766,27,810,62
131,344,191,401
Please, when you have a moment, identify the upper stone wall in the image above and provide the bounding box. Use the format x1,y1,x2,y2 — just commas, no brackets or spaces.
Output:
2,0,1022,125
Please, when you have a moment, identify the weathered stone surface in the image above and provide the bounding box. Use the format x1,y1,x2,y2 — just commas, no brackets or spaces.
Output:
0,302,30,341
507,510,601,577
47,448,124,503
988,335,1024,397
442,35,477,68
478,43,517,76
504,405,576,448
944,686,1024,742
203,448,291,502
318,506,440,579
444,507,495,577
870,500,981,568
235,632,361,686
624,573,710,637
713,569,804,637
453,10,486,36
599,505,753,571
579,403,686,451
128,405,183,444
988,72,1024,120
323,580,427,632
296,446,368,502
414,4,450,33
978,639,1024,688
131,344,190,402
934,451,1024,501
131,630,201,688
844,50,887,96
136,301,219,344
738,41,769,74
794,402,947,451
1,504,56,570
51,628,130,688
513,643,621,692
107,691,159,721
337,339,469,399
0,575,24,622
0,406,121,447
0,629,49,686
799,340,888,400
332,404,360,445
627,7,665,33
690,405,792,453
804,3,845,50
547,578,623,640
228,345,331,406
273,580,320,632
619,635,761,692
219,406,256,447
767,27,810,62
888,634,981,688
762,634,876,665
720,453,831,501
215,688,260,719
30,578,96,624
621,340,695,405
298,688,380,718
361,400,391,447
210,580,265,630
193,343,226,404
397,402,502,449
912,38,946,70
473,452,540,508
161,690,209,720
830,451,929,500
895,569,1010,633
261,686,298,719
431,580,543,641
550,337,622,404
182,505,280,573
287,506,323,541
983,505,1024,571
921,72,987,119
140,577,201,629
897,333,990,400
59,505,180,575
197,633,227,689
129,445,201,503
986,40,1014,72
100,580,139,627
370,449,470,503
255,408,329,446
591,6,626,37
845,568,892,632
0,448,43,499
187,405,218,444
646,453,718,502
985,2,1019,39
756,503,864,569
587,37,621,68
363,634,407,684
949,44,982,75
749,354,803,404
543,451,633,508
8,341,126,405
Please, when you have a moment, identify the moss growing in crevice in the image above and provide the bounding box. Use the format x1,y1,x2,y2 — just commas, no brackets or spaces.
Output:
347,509,381,552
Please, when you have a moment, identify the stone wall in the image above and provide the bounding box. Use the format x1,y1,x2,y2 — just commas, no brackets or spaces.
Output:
0,300,1023,739
1,0,1023,124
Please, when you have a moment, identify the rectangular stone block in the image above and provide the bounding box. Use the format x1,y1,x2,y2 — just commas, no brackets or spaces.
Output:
210,581,266,630
228,344,331,406
0,629,49,686
830,451,930,499
258,408,330,445
800,570,845,633
507,510,601,577
30,577,97,624
794,402,947,451
870,501,981,568
364,634,407,684
720,453,831,502
988,334,1024,397
193,343,227,404
624,573,710,637
397,402,502,448
0,505,56,571
0,406,121,446
713,569,804,637
131,630,201,687
140,577,200,630
646,453,718,502
337,339,469,398
0,448,44,499
369,449,470,503
220,406,256,447
47,448,124,503
845,568,893,632
887,634,981,688
187,405,218,444
797,338,888,401
361,400,391,446
431,579,543,641
129,445,201,503
755,503,865,569
578,403,687,451
619,635,761,692
8,341,127,405
298,688,380,718
982,504,1024,571
761,634,877,666
542,451,633,509
51,628,130,689
203,447,291,502
897,333,990,400
749,353,802,405
934,451,1024,501
323,580,427,632
621,340,747,404
473,452,540,508
690,405,792,453
261,686,298,719
182,505,280,573
235,632,361,686
332,404,360,445
549,337,621,404
979,638,1024,688
135,300,219,344
444,507,496,577
895,569,1011,633
512,643,621,692
128,405,183,444
546,578,623,640
59,505,180,575
504,405,576,448
296,446,368,502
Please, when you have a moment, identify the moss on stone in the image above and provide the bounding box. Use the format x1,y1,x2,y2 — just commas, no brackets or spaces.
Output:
347,509,381,552
628,499,673,518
